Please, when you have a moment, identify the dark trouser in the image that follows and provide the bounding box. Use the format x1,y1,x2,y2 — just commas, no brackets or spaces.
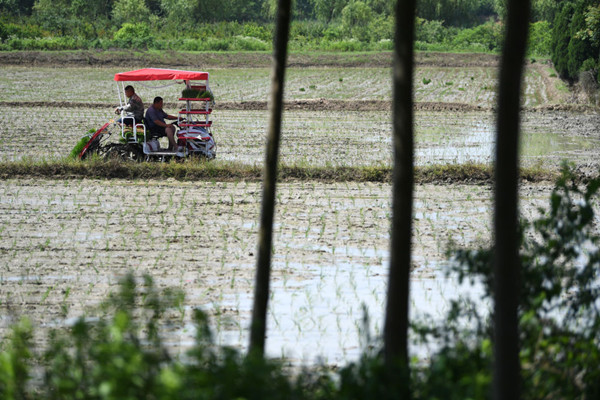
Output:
149,125,167,138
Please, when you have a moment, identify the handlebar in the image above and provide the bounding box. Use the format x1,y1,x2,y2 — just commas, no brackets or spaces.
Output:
173,118,187,127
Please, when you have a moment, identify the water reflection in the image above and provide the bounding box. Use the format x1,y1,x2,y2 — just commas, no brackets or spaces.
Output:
416,118,600,166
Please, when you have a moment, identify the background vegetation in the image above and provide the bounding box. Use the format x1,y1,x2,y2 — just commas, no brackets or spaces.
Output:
552,0,600,83
0,0,597,79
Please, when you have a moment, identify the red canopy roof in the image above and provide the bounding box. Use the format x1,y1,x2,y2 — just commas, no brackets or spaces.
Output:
114,68,209,82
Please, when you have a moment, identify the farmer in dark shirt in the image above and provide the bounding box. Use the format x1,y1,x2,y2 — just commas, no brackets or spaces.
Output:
115,85,144,125
145,96,178,151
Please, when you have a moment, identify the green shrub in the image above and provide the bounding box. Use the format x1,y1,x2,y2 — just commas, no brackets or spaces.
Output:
290,20,327,41
242,22,271,41
528,20,552,56
318,39,366,51
2,36,86,50
428,165,600,398
581,57,598,72
373,39,394,51
231,36,269,51
114,22,154,49
0,20,7,42
4,37,24,50
452,20,503,51
13,23,47,39
0,273,334,399
171,36,269,52
567,1,596,79
414,40,451,51
552,2,575,79
415,18,447,43
0,18,568,54
0,319,33,400
41,274,184,399
323,24,344,41
203,38,232,51
172,38,219,51
368,15,394,42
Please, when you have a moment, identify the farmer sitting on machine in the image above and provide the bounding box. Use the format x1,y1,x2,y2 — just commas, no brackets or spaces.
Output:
115,85,144,126
145,96,178,151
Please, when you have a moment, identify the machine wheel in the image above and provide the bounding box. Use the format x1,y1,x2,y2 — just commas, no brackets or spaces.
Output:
104,143,144,162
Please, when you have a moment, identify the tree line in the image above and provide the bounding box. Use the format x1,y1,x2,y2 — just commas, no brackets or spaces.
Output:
0,0,573,26
551,0,600,81
0,0,598,79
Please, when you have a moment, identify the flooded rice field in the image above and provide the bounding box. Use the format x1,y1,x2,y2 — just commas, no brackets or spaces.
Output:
0,62,564,107
1,58,598,365
0,179,552,363
1,105,599,169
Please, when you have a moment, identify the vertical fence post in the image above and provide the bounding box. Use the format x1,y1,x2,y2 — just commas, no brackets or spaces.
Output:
384,0,417,394
493,0,530,398
248,0,292,357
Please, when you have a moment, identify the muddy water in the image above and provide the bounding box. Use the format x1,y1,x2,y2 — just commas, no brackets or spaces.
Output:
416,112,600,166
221,109,600,168
0,179,553,363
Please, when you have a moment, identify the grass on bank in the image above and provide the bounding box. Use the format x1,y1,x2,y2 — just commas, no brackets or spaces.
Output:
0,158,560,184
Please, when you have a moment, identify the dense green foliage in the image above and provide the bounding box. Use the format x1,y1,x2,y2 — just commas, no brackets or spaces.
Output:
435,165,600,398
528,20,552,56
0,0,568,55
551,0,600,81
416,0,495,27
552,2,575,78
1,167,599,398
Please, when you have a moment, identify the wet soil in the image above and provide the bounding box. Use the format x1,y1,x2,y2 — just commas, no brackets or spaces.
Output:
0,52,589,109
0,179,553,363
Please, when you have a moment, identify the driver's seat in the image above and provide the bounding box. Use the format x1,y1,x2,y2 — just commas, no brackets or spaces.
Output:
143,118,165,140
